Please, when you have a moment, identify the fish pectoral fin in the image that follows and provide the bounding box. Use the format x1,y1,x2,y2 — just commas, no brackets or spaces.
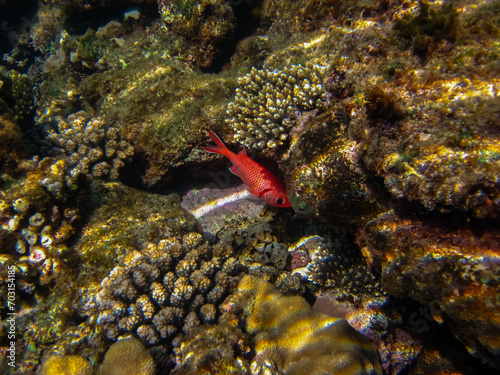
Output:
258,187,272,197
228,166,239,176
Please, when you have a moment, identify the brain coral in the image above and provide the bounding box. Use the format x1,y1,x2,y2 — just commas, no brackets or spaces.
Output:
227,275,382,375
226,64,327,151
99,337,155,375
40,354,93,375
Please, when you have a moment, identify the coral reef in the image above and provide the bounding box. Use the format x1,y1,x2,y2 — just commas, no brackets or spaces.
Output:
393,0,458,58
73,181,201,273
46,111,134,180
218,217,289,270
225,274,383,374
0,68,34,126
40,354,93,375
227,64,327,151
99,337,155,375
1,0,500,374
88,232,245,370
363,211,500,368
158,0,236,68
0,156,81,313
171,323,250,375
0,114,27,174
289,235,386,301
283,111,383,226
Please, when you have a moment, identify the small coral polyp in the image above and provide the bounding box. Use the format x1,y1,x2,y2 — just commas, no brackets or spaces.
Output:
47,111,134,180
227,64,327,151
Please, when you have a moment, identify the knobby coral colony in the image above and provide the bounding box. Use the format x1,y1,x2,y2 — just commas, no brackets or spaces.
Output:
227,64,327,151
89,232,244,369
46,111,134,180
0,157,79,303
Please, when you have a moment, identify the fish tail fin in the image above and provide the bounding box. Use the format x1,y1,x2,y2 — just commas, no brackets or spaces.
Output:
204,131,232,156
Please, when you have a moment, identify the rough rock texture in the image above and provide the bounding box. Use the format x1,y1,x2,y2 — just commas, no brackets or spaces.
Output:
283,112,383,226
0,114,27,174
158,0,236,68
171,323,250,375
363,211,500,368
74,181,201,274
289,234,386,301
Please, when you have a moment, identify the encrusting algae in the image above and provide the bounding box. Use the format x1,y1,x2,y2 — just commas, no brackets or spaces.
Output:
40,354,93,375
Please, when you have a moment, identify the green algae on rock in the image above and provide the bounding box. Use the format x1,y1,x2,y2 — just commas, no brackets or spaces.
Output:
0,113,27,174
74,181,200,272
0,68,34,127
283,112,383,226
158,0,236,68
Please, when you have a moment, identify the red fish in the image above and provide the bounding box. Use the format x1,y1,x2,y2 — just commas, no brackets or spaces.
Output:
204,131,290,207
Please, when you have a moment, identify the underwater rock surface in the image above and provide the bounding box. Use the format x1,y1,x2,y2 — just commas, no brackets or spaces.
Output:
363,211,500,368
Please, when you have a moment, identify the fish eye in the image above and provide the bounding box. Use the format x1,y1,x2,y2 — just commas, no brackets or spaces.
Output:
276,198,284,205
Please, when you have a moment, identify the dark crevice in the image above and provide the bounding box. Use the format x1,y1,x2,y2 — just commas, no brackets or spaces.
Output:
64,2,159,35
0,0,39,68
202,0,262,73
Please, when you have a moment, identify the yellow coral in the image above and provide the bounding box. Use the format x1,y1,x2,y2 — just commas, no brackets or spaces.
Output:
40,355,93,375
237,275,382,375
99,337,155,375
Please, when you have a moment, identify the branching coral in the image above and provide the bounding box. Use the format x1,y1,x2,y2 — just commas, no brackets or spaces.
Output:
227,64,327,151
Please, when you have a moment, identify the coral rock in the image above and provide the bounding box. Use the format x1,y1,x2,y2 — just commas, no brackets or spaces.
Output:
232,275,382,374
363,211,500,368
227,64,327,151
99,337,155,375
40,354,93,375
